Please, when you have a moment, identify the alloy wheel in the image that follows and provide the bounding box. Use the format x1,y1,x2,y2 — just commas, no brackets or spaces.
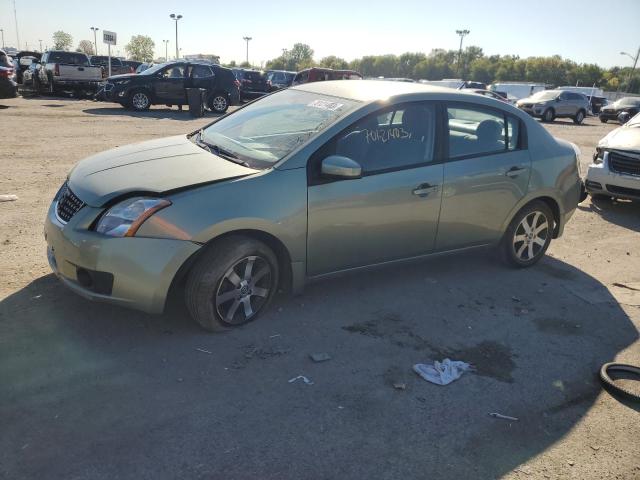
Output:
214,255,272,325
132,92,149,110
211,95,227,112
512,211,549,261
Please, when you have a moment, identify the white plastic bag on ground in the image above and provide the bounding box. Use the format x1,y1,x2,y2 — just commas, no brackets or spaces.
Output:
413,359,474,386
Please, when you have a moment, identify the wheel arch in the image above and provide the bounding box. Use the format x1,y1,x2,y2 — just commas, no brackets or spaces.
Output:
167,228,294,304
502,195,562,240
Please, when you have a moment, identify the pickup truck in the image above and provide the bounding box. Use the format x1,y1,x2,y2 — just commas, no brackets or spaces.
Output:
90,56,136,77
25,51,103,95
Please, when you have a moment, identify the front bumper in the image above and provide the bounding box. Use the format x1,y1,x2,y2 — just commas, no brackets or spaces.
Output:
586,155,640,200
54,80,102,91
45,202,201,314
599,111,620,121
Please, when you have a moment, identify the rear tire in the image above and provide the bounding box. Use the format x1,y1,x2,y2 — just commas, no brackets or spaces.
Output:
185,236,279,332
573,110,585,125
501,200,554,268
541,108,555,123
600,117,608,123
208,93,229,114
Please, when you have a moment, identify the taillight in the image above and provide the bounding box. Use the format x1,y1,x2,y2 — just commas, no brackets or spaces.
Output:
54,63,60,76
0,68,11,78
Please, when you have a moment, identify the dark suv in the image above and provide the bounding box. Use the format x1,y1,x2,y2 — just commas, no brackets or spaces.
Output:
599,97,640,124
101,61,241,113
232,69,269,100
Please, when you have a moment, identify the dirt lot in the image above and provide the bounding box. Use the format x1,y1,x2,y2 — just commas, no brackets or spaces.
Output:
1,96,639,479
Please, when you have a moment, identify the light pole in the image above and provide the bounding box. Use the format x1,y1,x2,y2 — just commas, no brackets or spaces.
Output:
13,0,20,50
38,39,43,52
620,48,640,93
163,39,169,61
456,29,470,76
90,27,99,55
243,36,252,65
0,29,4,49
170,14,182,59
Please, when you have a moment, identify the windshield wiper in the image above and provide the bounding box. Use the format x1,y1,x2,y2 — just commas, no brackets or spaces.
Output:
194,130,250,167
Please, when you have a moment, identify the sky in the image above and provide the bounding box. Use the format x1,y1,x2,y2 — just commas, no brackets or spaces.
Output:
1,0,639,68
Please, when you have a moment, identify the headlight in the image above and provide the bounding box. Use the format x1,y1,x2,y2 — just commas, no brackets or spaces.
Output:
535,103,546,108
593,147,604,164
95,197,171,237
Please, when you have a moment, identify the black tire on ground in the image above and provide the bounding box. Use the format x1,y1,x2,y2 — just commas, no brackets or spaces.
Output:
573,109,585,125
128,89,151,111
208,92,229,113
599,117,608,123
541,108,555,123
599,363,640,402
185,236,279,332
500,200,554,268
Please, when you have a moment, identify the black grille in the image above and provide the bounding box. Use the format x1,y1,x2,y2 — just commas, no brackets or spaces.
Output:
56,183,85,223
609,152,640,176
606,184,640,198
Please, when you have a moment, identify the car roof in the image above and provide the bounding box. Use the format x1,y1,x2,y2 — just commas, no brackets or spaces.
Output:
290,79,468,102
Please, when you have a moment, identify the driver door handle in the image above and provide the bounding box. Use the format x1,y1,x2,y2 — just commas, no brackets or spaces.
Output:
505,166,528,178
412,183,439,197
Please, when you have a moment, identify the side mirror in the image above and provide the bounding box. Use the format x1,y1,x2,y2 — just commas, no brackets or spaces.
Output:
555,97,561,102
321,155,362,179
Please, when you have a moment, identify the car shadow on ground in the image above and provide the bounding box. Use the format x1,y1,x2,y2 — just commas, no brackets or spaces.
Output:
579,196,640,232
0,251,637,479
82,105,224,121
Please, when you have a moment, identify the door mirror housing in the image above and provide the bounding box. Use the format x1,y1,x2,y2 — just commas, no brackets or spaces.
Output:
555,96,561,102
321,155,362,179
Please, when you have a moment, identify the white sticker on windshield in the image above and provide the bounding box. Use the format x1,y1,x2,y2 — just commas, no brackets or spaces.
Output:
307,99,344,111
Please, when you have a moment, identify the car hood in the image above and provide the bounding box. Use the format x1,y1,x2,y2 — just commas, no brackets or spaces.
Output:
598,124,640,152
68,135,259,207
106,73,137,82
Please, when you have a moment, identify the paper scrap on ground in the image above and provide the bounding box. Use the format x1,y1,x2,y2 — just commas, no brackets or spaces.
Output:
413,359,474,386
0,195,18,202
288,375,313,385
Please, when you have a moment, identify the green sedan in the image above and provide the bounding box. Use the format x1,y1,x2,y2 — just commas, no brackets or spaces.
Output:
45,81,583,331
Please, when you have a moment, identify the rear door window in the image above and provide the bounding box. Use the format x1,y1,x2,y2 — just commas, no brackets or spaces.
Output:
162,64,186,78
447,106,507,158
191,65,214,78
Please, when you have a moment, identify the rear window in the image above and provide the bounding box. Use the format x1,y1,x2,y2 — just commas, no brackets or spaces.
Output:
91,56,123,66
244,71,264,81
48,52,89,66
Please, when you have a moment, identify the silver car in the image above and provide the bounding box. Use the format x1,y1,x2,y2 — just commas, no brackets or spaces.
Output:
517,90,590,124
586,112,640,201
45,81,582,331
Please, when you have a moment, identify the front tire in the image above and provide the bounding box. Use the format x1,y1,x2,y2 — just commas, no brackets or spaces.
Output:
129,90,151,111
208,93,229,114
541,108,555,123
501,201,554,268
185,236,279,332
600,117,608,123
573,110,585,125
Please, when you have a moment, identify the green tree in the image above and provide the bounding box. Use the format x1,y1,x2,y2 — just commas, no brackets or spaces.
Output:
125,35,155,62
239,61,251,68
77,40,94,55
288,43,314,70
319,55,348,70
52,31,73,51
398,52,426,78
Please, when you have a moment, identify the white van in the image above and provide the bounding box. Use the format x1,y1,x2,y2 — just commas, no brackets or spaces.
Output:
489,83,546,101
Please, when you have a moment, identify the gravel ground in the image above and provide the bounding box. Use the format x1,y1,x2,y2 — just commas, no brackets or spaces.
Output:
0,96,639,480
